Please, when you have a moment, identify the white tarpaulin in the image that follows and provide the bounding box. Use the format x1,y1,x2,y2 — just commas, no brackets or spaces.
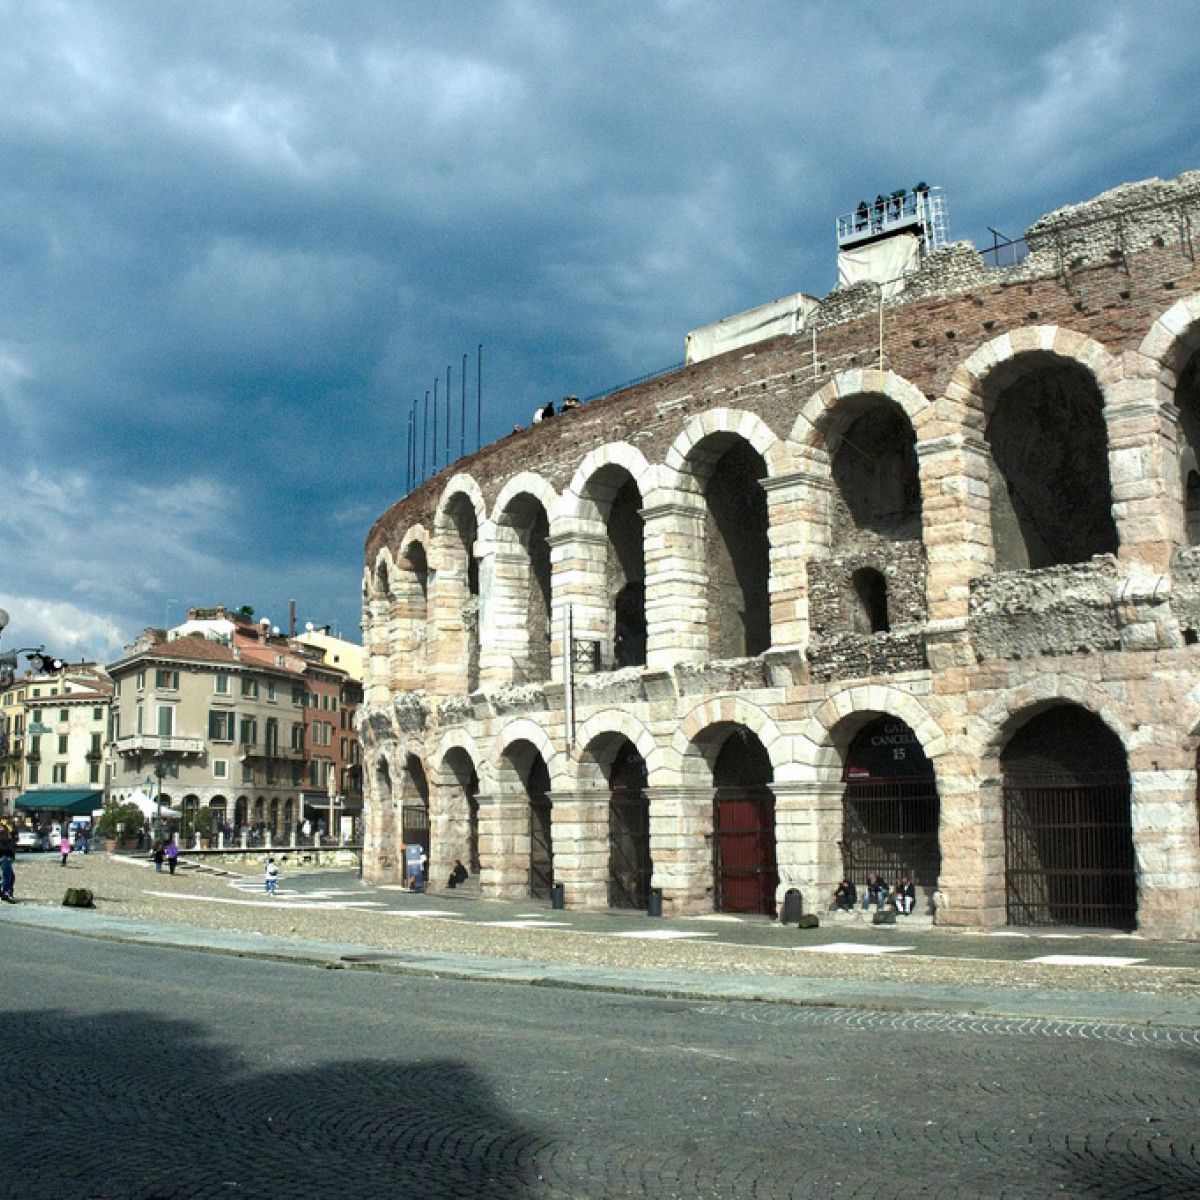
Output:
837,231,921,299
686,292,818,364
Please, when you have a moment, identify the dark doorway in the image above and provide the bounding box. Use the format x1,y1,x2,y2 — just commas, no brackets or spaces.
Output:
712,730,777,916
1002,706,1135,930
607,742,651,909
841,717,941,899
526,755,553,900
401,754,430,869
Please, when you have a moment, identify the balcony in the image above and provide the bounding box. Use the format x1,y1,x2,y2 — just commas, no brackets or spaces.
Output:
239,744,304,761
114,734,205,757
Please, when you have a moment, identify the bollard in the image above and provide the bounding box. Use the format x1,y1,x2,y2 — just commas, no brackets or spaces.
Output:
647,887,663,918
781,888,803,925
550,882,565,910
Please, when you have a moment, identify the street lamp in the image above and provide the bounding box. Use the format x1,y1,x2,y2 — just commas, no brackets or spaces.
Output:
151,751,167,844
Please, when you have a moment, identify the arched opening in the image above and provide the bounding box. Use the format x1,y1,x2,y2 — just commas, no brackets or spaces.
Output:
269,798,279,837
400,754,430,880
235,796,248,832
445,493,482,690
1002,705,1135,930
1175,349,1200,545
841,717,940,907
443,747,481,877
503,740,553,898
701,437,771,660
830,398,921,546
711,728,777,915
403,542,429,603
606,740,651,909
252,797,264,830
283,798,294,833
983,352,1118,570
850,567,890,633
498,494,553,682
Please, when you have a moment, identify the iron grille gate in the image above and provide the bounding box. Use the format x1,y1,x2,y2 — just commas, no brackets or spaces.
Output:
1003,772,1136,930
608,786,651,910
841,778,941,891
713,787,777,916
529,794,553,899
401,804,428,850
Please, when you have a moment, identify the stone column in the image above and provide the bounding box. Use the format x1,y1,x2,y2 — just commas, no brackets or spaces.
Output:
933,761,1006,929
477,791,530,899
477,547,530,689
427,776,470,894
917,434,993,630
549,523,609,682
1128,766,1200,939
647,785,713,915
641,496,708,670
1105,374,1179,572
762,467,831,652
549,787,609,909
427,535,471,698
772,779,842,916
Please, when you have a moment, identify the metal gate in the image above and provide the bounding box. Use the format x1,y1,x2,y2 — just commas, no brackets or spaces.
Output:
841,778,941,890
529,795,553,899
401,804,428,852
1003,772,1136,930
608,786,651,909
713,787,777,916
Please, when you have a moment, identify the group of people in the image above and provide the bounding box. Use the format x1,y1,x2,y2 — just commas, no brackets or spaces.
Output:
151,839,180,874
832,872,918,915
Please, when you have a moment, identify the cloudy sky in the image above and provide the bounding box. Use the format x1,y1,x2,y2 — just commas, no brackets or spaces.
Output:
1,0,1197,666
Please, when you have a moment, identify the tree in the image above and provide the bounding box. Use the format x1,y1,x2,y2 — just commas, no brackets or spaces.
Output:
96,802,145,840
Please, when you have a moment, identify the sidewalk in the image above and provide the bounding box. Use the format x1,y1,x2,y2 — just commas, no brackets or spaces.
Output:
4,854,1198,1028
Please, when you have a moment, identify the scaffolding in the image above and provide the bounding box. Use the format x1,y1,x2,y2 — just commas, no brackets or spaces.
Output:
837,185,950,255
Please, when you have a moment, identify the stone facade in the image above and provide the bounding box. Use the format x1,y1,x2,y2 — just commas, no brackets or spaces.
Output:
360,171,1200,938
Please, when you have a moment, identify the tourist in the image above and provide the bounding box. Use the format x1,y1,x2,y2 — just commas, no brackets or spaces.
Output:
165,838,179,875
832,879,857,911
265,856,279,896
59,831,72,867
448,860,469,889
892,875,916,915
861,873,889,911
153,841,165,872
0,820,17,902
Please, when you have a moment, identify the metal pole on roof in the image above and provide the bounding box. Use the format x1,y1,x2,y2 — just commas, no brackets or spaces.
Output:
432,378,439,475
445,364,451,467
421,390,429,481
476,343,482,453
460,353,466,458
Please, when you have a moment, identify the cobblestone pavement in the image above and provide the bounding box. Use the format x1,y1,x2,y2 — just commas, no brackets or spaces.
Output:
2,923,1197,1200
7,853,1197,1002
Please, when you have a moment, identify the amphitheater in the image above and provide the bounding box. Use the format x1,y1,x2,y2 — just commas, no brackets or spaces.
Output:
360,170,1200,939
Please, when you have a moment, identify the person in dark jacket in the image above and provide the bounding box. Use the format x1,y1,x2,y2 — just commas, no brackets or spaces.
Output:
447,860,469,889
0,821,17,902
832,879,857,911
861,873,889,911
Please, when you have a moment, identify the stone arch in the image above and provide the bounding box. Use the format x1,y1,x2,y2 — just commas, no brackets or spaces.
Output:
797,685,948,781
946,326,1120,571
490,471,561,530
431,478,485,693
661,408,792,493
560,443,655,523
491,718,567,789
967,676,1136,776
675,696,790,785
790,368,935,450
573,710,661,788
433,473,487,541
1139,296,1200,549
370,547,397,599
431,728,487,787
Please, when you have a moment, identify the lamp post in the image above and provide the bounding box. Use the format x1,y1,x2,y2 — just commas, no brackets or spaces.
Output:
327,771,338,846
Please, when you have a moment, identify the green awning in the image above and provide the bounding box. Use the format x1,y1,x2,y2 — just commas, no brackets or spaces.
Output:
13,790,103,816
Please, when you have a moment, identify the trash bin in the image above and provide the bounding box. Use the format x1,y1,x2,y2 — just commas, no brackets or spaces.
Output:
781,888,803,925
551,882,565,910
647,887,663,918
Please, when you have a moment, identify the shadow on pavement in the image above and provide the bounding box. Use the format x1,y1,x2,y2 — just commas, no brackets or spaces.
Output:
0,1007,551,1200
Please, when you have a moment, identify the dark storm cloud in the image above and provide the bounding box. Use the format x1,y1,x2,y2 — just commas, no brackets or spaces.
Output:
0,0,1197,659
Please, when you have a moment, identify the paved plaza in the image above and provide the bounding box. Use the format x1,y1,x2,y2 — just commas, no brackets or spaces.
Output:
1,853,1198,1198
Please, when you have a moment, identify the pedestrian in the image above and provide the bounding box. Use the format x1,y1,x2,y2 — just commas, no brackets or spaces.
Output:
892,874,916,915
165,838,179,875
832,878,857,911
861,873,889,911
301,817,311,842
264,856,279,896
153,841,165,872
447,860,468,889
0,820,17,902
60,832,72,867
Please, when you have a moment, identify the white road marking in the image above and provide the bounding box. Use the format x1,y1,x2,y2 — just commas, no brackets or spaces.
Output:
479,919,572,929
797,942,914,955
1028,954,1146,967
380,909,465,918
607,930,717,940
